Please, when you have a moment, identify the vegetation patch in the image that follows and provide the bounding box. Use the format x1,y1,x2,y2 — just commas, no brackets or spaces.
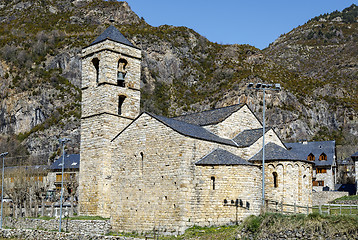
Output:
330,195,358,203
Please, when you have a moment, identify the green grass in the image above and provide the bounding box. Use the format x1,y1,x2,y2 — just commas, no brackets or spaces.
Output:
330,194,358,203
160,225,241,240
3,213,358,239
159,213,358,239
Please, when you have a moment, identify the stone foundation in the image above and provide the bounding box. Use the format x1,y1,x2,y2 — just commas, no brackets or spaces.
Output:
0,229,139,240
3,217,110,235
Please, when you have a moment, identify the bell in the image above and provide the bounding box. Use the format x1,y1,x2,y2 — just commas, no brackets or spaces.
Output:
117,72,125,81
117,72,126,87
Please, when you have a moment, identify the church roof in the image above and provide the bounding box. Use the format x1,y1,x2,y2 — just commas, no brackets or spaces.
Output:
233,128,271,147
196,148,252,166
249,142,306,162
147,113,238,146
90,25,134,47
172,104,245,126
284,140,335,166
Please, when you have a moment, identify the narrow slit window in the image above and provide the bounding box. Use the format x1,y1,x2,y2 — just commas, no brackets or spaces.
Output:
211,176,215,190
273,172,278,188
140,152,144,174
92,58,100,84
118,95,126,115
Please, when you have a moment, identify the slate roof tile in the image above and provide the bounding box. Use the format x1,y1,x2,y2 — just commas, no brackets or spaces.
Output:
249,142,305,162
50,154,80,170
284,141,335,166
233,128,271,147
196,148,252,166
172,104,244,126
90,25,134,47
147,113,237,147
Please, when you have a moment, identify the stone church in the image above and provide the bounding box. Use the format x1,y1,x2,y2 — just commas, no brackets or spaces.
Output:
78,26,313,234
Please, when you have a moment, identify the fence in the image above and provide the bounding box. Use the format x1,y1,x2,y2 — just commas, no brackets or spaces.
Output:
265,199,358,216
3,202,77,218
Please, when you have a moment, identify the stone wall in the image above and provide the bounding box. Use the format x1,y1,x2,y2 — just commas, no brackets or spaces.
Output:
79,38,141,218
264,161,313,212
3,217,110,235
0,229,139,240
193,165,262,225
204,105,262,139
110,113,263,235
312,191,348,206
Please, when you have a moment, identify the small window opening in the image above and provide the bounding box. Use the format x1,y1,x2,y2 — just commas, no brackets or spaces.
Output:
313,180,324,186
307,153,315,161
316,168,327,173
223,199,228,204
117,59,127,87
140,152,144,174
319,153,327,161
273,172,278,188
92,58,100,84
118,95,126,115
211,176,215,190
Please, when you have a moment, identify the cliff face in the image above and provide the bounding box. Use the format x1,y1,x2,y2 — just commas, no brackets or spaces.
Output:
263,5,358,158
0,0,357,163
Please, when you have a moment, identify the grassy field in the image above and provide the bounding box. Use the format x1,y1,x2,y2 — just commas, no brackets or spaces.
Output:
330,194,358,203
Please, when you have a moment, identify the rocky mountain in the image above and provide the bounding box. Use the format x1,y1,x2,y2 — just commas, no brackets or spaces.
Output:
0,0,357,165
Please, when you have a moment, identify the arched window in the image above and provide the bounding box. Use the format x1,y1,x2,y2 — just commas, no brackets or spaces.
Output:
92,58,100,84
319,153,327,161
117,59,127,87
211,176,215,190
118,95,126,115
272,172,278,188
307,153,315,161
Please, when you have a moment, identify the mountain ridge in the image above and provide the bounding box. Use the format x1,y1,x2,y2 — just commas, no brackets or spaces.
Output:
0,0,357,164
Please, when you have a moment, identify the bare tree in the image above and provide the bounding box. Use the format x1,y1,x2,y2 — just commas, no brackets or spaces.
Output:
4,166,49,217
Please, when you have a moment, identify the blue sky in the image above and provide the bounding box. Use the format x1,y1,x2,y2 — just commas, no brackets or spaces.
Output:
124,0,357,49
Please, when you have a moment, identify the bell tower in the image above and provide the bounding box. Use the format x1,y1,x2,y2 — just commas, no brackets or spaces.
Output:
79,26,141,217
